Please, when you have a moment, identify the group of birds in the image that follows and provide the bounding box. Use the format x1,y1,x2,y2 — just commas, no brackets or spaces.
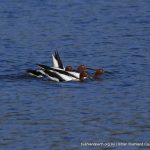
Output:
26,51,106,82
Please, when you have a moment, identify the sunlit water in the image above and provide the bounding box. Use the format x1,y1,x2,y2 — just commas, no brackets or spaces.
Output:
0,0,150,150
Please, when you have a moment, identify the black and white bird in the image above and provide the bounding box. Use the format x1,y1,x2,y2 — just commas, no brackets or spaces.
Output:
37,64,88,82
26,51,89,82
26,69,45,78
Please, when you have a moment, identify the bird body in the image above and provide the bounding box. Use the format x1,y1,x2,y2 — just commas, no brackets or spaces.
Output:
26,69,45,78
26,51,105,82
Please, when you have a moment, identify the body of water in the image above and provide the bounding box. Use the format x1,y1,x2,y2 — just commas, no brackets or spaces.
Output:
0,0,150,149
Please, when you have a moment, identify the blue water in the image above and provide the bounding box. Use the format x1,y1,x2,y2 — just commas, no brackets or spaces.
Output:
0,0,150,150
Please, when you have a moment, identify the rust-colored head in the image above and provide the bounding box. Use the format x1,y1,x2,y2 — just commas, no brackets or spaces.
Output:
77,64,86,73
65,65,73,71
80,71,88,81
94,69,104,78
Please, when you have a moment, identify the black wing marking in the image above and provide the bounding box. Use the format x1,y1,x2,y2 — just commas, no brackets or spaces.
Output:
26,69,44,77
49,67,78,79
44,69,65,82
55,51,64,69
37,64,51,70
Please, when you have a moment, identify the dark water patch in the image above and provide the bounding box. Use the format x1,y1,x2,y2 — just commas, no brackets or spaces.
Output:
0,74,30,81
132,54,145,58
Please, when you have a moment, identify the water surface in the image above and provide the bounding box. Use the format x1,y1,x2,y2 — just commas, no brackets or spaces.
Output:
0,0,150,150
